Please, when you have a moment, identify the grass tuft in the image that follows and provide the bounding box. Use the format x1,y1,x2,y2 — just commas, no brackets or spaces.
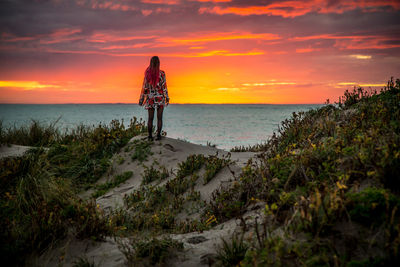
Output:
92,171,133,198
216,233,249,266
119,237,183,265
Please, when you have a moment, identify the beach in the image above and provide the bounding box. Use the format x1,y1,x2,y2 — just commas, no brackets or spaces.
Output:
1,82,400,266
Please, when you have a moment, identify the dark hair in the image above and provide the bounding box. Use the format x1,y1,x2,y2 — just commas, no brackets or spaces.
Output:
145,56,160,87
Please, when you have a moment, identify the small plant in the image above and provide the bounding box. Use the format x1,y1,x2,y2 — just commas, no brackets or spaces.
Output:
141,164,169,185
230,142,269,152
166,173,199,196
92,171,133,198
206,141,217,148
117,156,125,165
203,155,230,185
131,140,153,162
120,237,183,265
176,154,205,178
186,189,201,202
72,256,98,267
216,233,249,267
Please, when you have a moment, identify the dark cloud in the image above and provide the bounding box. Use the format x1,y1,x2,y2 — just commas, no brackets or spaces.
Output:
0,0,399,63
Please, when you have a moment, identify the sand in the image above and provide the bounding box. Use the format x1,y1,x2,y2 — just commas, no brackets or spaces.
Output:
0,144,32,159
36,135,262,266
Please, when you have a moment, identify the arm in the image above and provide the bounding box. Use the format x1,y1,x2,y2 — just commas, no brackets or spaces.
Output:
162,71,169,105
139,76,146,105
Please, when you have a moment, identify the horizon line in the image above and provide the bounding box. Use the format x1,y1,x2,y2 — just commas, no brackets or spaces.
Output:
0,102,325,105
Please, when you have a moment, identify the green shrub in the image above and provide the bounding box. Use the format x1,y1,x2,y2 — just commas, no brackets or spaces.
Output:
346,187,400,226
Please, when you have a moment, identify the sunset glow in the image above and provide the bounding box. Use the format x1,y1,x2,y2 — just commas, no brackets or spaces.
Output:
0,0,399,104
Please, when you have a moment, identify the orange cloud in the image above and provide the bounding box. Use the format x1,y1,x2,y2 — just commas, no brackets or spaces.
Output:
199,0,400,17
141,0,179,4
337,82,385,87
179,50,264,57
215,87,240,91
158,32,280,45
349,54,372,59
0,81,61,91
99,43,153,50
242,82,297,86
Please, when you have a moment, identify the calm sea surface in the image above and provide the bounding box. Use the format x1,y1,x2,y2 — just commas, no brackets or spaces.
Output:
0,104,323,150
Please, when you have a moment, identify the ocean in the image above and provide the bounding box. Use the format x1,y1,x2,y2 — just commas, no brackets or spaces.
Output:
0,104,323,150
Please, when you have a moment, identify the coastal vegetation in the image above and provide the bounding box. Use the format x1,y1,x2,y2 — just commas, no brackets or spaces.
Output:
0,118,146,265
212,77,400,266
0,78,399,266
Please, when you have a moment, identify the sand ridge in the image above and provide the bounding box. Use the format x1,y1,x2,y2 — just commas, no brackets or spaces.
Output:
90,135,255,211
38,135,260,266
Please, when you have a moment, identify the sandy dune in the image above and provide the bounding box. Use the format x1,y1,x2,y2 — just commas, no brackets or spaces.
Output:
38,135,261,266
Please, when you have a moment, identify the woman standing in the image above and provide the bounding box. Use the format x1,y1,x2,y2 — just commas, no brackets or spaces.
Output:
139,56,169,141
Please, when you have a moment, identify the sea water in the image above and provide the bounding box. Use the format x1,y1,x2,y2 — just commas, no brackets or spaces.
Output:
0,104,323,150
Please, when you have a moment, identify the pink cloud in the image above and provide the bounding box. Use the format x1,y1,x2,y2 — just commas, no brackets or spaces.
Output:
199,0,400,18
2,28,82,44
296,48,320,53
194,0,231,2
292,33,400,50
141,9,153,16
87,32,157,43
141,7,171,16
1,33,36,42
75,0,136,11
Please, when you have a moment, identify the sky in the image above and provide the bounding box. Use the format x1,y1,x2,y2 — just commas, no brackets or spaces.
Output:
0,0,399,104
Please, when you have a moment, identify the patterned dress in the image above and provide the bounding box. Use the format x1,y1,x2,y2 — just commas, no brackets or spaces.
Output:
139,70,169,109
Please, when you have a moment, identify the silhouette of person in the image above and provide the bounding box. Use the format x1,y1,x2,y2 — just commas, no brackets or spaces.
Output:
139,56,169,141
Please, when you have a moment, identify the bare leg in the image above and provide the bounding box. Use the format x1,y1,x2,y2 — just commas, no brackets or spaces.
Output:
156,106,164,139
147,108,155,140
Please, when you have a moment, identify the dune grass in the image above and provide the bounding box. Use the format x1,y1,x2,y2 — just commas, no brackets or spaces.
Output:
0,117,146,265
